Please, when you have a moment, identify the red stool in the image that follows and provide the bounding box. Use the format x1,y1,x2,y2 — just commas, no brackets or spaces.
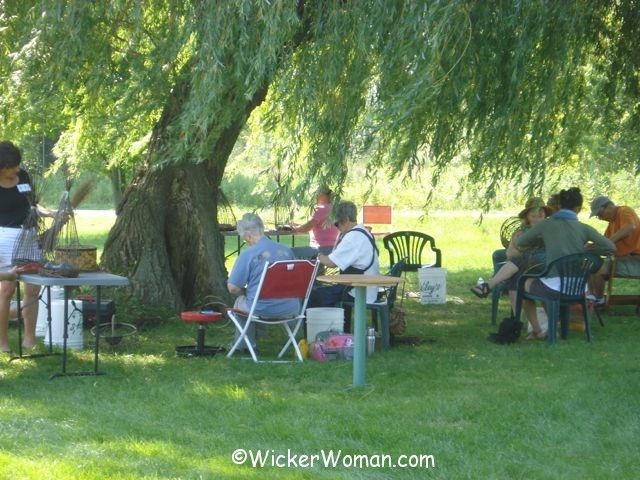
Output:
176,311,226,357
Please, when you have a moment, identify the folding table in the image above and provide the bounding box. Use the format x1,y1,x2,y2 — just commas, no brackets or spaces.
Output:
223,229,307,258
316,274,404,387
13,272,129,379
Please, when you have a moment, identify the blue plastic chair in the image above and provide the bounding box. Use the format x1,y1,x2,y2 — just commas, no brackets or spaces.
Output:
514,253,604,344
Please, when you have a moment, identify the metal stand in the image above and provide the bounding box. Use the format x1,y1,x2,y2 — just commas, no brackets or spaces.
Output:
49,285,106,379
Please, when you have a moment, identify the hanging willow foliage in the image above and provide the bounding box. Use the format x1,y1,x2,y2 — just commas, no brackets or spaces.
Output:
0,0,638,203
265,1,640,203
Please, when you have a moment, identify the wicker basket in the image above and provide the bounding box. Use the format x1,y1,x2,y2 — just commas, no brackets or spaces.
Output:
54,245,98,271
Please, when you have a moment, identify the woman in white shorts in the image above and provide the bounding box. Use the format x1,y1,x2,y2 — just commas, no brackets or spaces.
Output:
0,141,50,352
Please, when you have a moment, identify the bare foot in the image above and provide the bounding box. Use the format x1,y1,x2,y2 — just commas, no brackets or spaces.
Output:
1,343,11,353
21,339,37,350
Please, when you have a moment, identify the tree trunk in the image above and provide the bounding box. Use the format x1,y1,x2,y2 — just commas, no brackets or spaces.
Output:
107,166,124,209
101,82,268,311
101,3,310,311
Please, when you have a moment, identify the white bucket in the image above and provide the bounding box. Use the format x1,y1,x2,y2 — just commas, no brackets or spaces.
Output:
35,286,65,337
306,307,344,343
43,299,84,350
419,267,447,304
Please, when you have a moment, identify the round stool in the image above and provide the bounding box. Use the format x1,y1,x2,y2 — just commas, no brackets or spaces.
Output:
176,311,226,357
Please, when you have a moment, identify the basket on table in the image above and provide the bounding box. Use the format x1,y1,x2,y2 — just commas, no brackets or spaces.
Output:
54,245,98,272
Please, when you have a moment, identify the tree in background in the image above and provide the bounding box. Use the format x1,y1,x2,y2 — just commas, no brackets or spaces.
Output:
0,1,638,309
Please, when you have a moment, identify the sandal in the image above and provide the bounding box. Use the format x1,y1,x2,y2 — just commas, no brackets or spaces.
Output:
526,330,548,340
470,282,491,298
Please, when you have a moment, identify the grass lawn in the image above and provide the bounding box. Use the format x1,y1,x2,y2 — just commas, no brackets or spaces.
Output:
1,210,639,479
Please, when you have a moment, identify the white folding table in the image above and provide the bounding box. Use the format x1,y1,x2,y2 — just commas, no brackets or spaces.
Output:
13,272,129,379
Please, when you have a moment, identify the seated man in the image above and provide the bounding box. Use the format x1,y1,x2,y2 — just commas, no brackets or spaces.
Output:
589,195,640,303
227,213,299,349
310,201,380,331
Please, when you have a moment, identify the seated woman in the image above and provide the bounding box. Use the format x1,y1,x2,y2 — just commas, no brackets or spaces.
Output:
546,193,560,214
470,197,550,306
515,187,615,339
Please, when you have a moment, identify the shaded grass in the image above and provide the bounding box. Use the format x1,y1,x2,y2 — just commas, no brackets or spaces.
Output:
1,211,638,479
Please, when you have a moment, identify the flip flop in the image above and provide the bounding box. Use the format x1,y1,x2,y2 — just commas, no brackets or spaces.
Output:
470,282,491,298
526,330,548,340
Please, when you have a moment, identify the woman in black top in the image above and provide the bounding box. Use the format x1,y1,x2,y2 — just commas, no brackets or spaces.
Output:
0,141,49,352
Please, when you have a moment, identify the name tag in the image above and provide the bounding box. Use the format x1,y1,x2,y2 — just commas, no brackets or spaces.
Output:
17,183,32,193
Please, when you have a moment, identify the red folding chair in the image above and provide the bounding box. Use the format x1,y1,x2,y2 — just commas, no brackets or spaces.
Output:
227,259,319,362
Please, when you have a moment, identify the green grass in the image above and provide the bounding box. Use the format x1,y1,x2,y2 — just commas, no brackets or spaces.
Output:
1,211,639,479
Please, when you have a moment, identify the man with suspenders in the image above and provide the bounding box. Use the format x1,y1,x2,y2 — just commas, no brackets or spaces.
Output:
311,201,380,331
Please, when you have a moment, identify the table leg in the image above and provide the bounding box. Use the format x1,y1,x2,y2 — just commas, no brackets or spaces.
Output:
15,282,23,357
61,286,69,374
50,285,105,379
353,285,367,387
94,286,102,373
45,286,53,353
10,284,60,363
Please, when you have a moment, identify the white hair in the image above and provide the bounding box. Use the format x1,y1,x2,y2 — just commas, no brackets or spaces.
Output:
237,213,264,237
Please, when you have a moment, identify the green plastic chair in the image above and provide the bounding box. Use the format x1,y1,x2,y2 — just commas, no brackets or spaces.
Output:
491,248,509,325
383,231,441,272
340,258,407,350
514,253,603,344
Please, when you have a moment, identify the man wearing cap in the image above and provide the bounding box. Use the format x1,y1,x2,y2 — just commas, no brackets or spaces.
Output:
589,196,640,303
309,200,379,332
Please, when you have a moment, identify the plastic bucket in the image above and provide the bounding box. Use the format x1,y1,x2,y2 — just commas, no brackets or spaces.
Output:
418,267,447,304
306,307,344,343
35,286,65,337
43,299,84,350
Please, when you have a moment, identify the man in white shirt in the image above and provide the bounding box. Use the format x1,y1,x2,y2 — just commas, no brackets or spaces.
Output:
311,201,380,331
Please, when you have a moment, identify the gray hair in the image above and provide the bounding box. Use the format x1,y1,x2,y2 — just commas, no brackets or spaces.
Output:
237,213,264,237
335,201,358,224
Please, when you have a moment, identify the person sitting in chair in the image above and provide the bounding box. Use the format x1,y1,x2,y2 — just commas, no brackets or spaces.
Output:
515,187,615,339
471,197,550,310
310,201,380,331
227,213,299,350
588,196,640,304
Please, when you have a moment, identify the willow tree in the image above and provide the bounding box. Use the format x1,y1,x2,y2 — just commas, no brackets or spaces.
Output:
0,1,638,309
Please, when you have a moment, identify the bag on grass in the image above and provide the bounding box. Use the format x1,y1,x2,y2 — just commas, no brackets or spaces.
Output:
310,333,354,361
487,316,523,345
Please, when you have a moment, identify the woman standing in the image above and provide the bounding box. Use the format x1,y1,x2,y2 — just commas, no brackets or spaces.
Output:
0,141,47,352
292,186,340,257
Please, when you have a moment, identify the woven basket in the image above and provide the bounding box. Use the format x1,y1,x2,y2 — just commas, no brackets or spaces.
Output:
54,245,98,271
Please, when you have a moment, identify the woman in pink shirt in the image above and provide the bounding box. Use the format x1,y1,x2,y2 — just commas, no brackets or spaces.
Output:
293,187,339,256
